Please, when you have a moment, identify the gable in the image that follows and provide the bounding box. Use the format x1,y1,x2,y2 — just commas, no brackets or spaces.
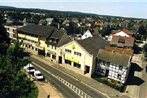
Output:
81,30,93,39
114,31,130,37
62,40,92,56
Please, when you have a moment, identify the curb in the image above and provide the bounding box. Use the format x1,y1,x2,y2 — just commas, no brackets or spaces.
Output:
31,55,111,98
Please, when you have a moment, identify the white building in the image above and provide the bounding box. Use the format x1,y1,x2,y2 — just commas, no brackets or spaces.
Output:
5,25,23,40
96,49,132,84
81,30,93,39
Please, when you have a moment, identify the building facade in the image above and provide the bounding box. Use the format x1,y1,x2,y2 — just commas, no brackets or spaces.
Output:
96,49,132,84
45,29,71,63
17,25,55,56
60,36,109,77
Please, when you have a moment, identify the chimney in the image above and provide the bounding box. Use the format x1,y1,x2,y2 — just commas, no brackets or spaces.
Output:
58,23,60,29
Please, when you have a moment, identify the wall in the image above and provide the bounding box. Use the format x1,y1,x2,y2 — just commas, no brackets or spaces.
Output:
61,41,93,76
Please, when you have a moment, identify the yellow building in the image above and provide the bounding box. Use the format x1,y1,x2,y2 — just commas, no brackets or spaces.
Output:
17,25,55,56
60,36,109,77
45,29,71,63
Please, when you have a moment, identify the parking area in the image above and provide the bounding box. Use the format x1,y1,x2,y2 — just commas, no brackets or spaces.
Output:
23,63,62,98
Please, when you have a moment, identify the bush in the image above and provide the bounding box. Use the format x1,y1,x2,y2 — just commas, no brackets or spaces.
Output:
94,75,124,92
28,84,38,98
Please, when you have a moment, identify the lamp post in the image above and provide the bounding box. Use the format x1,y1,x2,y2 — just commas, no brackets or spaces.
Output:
26,44,31,79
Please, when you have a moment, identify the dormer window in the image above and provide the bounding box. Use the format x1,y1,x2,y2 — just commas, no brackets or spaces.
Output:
54,38,59,43
49,38,53,42
49,39,52,42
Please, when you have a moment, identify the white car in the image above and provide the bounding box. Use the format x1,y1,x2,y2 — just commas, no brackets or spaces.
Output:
24,63,35,73
24,63,33,69
34,70,44,80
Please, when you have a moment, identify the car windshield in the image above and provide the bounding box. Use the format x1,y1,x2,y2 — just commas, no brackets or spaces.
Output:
28,67,34,70
36,73,42,76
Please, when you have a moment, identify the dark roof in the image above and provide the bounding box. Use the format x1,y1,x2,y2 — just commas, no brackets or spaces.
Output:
17,25,55,38
97,49,131,67
76,35,109,56
46,29,71,47
110,36,135,47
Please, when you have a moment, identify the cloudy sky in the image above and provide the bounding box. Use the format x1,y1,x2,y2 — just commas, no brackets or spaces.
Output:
0,0,147,19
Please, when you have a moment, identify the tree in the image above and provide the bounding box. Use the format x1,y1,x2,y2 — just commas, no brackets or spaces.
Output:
138,25,147,40
101,25,111,37
0,15,37,97
0,41,37,98
143,44,147,57
0,15,10,55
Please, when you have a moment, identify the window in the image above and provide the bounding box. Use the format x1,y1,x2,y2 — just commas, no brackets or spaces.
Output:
65,49,71,53
49,38,52,42
74,51,81,56
52,55,56,59
47,53,50,57
119,65,123,70
73,62,81,68
118,38,125,44
117,74,121,80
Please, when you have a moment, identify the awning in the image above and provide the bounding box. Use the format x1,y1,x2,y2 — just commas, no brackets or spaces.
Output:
47,50,56,55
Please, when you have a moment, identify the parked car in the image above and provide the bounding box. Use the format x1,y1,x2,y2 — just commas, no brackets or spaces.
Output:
34,70,44,80
24,63,33,69
24,63,35,74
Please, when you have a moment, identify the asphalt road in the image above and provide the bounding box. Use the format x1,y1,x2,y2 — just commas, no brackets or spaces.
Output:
139,63,147,98
30,57,107,98
33,63,80,98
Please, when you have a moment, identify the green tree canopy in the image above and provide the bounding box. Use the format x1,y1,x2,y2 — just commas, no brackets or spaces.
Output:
143,44,147,57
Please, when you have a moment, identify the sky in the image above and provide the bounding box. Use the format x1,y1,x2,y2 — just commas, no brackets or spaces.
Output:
0,0,147,19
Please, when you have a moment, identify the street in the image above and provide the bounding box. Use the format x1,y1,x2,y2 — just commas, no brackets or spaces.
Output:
30,57,108,98
32,61,80,98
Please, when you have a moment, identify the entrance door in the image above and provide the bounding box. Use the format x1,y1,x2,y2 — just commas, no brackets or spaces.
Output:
105,69,109,77
38,49,45,56
65,59,71,65
58,56,62,64
84,66,90,74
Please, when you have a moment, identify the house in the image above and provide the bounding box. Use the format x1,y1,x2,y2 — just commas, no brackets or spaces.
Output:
96,49,132,84
110,36,135,49
5,25,23,41
45,29,71,63
62,19,70,26
108,29,135,41
46,18,54,25
38,19,47,25
17,25,55,56
81,30,93,39
23,18,35,26
60,36,109,77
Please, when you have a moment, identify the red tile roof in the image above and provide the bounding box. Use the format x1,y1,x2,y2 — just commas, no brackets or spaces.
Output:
110,36,135,48
104,46,133,56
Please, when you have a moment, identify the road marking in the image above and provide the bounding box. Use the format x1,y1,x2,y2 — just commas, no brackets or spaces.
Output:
32,56,110,98
32,62,92,98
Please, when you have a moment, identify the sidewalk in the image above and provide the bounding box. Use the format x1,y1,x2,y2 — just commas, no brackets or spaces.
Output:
31,53,130,98
35,81,62,98
125,54,143,98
